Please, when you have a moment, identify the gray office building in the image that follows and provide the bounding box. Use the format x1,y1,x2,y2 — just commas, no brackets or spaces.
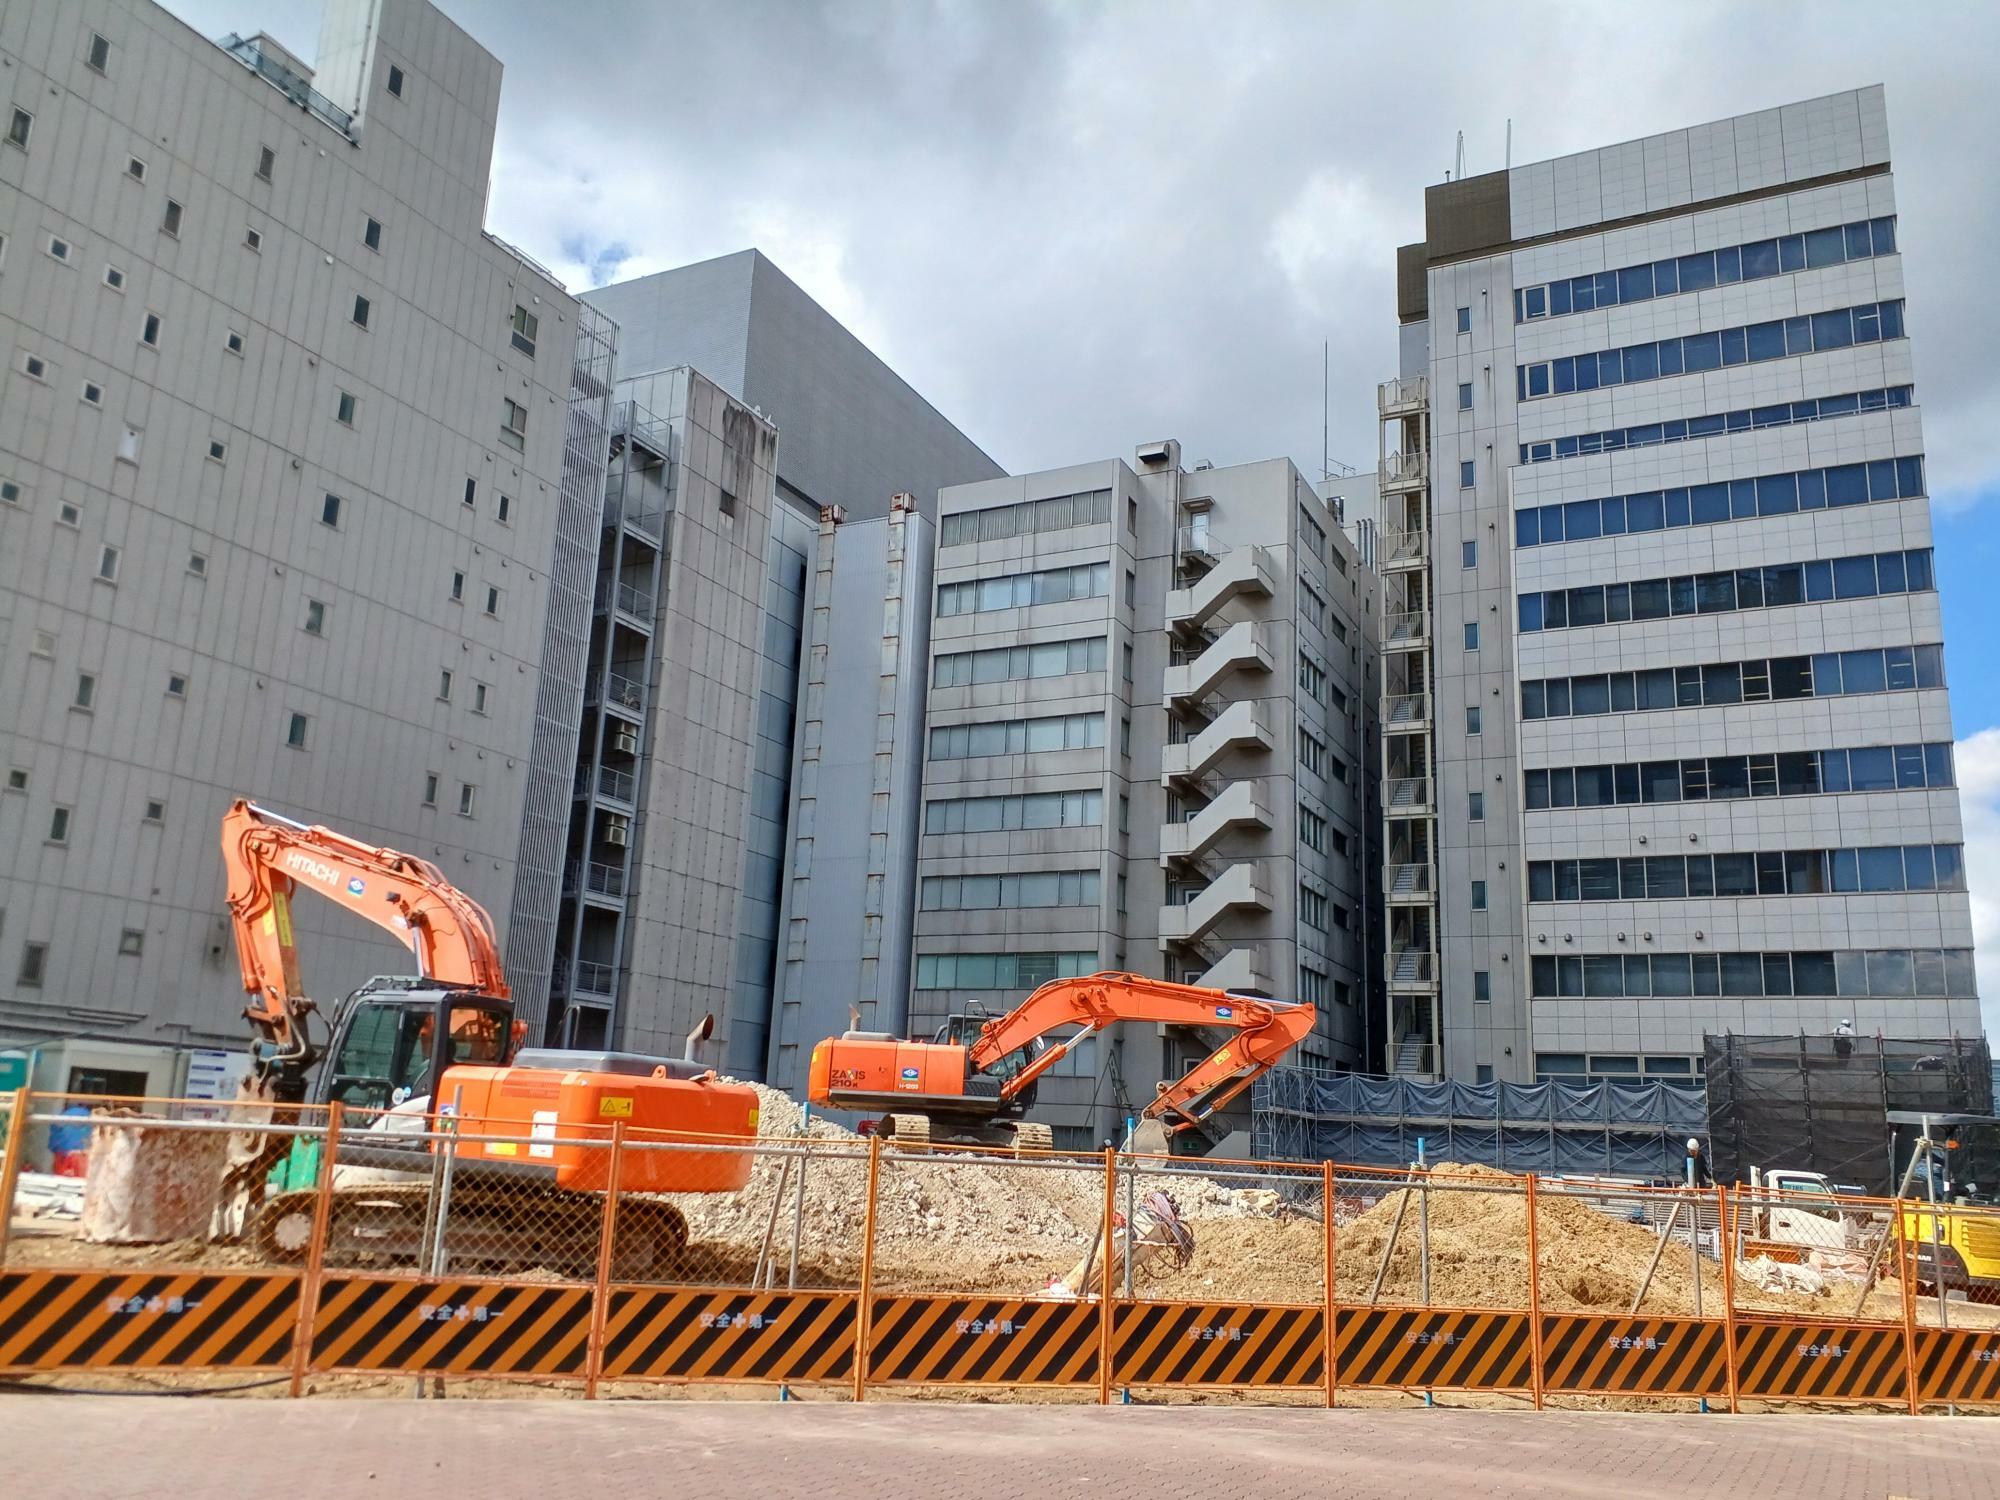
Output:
919,441,1378,1149
0,0,607,1090
1383,86,1976,1087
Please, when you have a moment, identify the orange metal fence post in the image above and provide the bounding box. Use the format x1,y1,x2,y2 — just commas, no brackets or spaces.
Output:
1322,1159,1337,1409
1098,1146,1116,1406
1895,1196,1920,1415
288,1100,343,1398
0,1088,31,1268
1524,1173,1544,1410
1716,1184,1740,1414
584,1120,626,1399
852,1134,882,1403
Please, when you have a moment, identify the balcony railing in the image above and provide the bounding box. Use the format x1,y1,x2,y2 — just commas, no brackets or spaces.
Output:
1381,528,1427,565
1378,376,1429,414
596,580,656,623
1384,692,1429,727
1176,525,1230,567
592,670,645,715
217,34,354,137
1383,610,1428,647
1381,450,1428,488
566,860,627,901
576,765,635,804
1385,863,1434,898
572,960,616,997
605,496,670,545
1387,948,1437,987
1386,776,1431,811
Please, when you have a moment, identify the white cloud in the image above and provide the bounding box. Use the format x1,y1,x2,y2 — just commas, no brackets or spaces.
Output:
1953,730,2000,1037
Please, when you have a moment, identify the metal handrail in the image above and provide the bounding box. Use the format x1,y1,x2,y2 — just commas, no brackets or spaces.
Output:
1385,692,1428,725
1383,609,1428,644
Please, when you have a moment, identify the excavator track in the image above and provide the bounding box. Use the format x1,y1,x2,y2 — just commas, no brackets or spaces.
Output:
250,1184,688,1280
1010,1122,1055,1158
884,1113,932,1153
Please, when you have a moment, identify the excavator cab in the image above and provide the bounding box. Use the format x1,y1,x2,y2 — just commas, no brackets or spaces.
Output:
317,978,515,1111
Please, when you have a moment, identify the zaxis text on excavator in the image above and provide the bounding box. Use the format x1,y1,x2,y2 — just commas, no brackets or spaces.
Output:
807,972,1315,1153
221,798,758,1273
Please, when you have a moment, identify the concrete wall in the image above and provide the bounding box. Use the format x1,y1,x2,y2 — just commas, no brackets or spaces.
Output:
0,0,583,1047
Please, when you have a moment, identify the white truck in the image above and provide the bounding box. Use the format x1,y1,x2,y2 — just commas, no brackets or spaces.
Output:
1744,1165,1855,1252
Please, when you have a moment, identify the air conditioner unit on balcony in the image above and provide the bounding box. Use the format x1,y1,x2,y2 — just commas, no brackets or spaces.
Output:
612,728,639,756
603,815,630,848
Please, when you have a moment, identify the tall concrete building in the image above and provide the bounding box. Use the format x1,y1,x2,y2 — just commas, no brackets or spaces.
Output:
919,442,1377,1148
550,255,1000,1071
1382,86,1975,1086
0,0,608,1090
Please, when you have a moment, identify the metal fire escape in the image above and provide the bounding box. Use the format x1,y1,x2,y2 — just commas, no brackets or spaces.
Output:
546,399,673,1048
1378,376,1440,1078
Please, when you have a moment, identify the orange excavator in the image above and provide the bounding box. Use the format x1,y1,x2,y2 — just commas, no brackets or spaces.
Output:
807,972,1315,1153
221,799,758,1272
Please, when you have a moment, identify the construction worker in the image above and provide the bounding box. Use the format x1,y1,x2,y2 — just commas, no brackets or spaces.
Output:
1833,1018,1855,1059
1685,1136,1713,1187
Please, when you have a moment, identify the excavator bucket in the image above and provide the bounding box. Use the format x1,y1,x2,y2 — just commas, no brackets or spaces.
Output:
1128,1119,1170,1156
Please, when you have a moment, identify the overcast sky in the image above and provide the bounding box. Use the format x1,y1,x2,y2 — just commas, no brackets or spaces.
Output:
172,0,2000,1034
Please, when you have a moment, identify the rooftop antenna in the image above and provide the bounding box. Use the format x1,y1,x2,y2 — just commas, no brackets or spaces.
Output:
1506,117,1513,170
1322,340,1329,485
1455,129,1466,181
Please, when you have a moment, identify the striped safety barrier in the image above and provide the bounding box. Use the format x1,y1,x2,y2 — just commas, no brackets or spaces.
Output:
1538,1314,1729,1398
598,1287,854,1383
1731,1319,1908,1403
307,1277,592,1376
1914,1327,2000,1405
1333,1307,1533,1391
864,1296,1098,1386
1111,1301,1323,1387
0,1270,298,1372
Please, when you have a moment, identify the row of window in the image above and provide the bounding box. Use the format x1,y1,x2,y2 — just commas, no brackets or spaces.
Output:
936,561,1111,617
919,870,1101,911
1521,644,1945,720
1528,844,1966,904
1520,385,1914,466
1516,300,1905,402
923,789,1103,835
1513,456,1925,549
928,712,1106,760
1513,216,1897,324
1530,948,1975,1001
932,635,1107,689
1524,742,1954,812
1517,547,1933,633
938,489,1114,548
1536,1053,1703,1084
913,950,1100,990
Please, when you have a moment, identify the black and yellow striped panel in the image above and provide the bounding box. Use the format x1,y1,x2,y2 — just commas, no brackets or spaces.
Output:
1915,1328,2000,1405
866,1296,1098,1385
1732,1320,1908,1403
0,1270,298,1372
1539,1315,1728,1397
1334,1307,1532,1391
1112,1302,1323,1387
598,1287,854,1383
308,1277,590,1376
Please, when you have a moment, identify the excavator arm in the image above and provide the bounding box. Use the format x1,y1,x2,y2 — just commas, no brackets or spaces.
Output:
965,972,1315,1137
221,799,509,1099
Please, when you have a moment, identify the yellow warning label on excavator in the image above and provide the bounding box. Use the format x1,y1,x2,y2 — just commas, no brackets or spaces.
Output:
487,1142,518,1156
599,1096,634,1117
748,1108,760,1129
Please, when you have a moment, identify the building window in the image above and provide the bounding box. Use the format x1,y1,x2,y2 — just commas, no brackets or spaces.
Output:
473,682,488,714
188,552,208,577
1466,705,1482,735
1527,843,1967,904
5,769,25,791
7,108,31,150
387,64,405,97
161,199,182,236
913,951,1098,990
1522,384,1915,466
1122,641,1134,682
1459,459,1475,488
450,570,465,602
1462,540,1477,568
920,870,1102,912
81,380,105,406
58,500,80,526
337,391,357,425
496,492,511,524
422,773,439,807
1124,569,1136,608
321,492,343,528
1471,879,1488,912
924,789,1104,835
0,480,20,506
286,712,310,749
458,783,477,817
47,234,72,264
1523,643,1946,722
439,669,454,701
166,673,187,698
1456,305,1471,334
933,635,1108,688
352,294,370,328
720,487,737,518
256,144,275,181
501,398,527,448
97,545,120,582
927,712,1105,759
511,305,537,357
18,942,47,986
364,216,383,251
225,331,244,355
462,477,478,508
1463,622,1479,651
484,586,500,616
48,806,71,844
87,32,111,72
98,262,125,293
1469,791,1485,821
208,439,227,462
22,352,48,381
1127,496,1138,533
1119,795,1130,834
125,155,145,181
302,598,326,635
118,929,144,956
1517,548,1934,635
1474,970,1491,1003
1458,381,1472,411
244,226,262,252
1299,802,1328,853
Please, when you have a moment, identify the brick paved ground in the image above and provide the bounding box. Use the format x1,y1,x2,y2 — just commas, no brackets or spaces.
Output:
3,1398,1996,1499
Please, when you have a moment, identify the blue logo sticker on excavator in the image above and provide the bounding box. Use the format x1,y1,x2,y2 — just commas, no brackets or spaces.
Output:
347,878,366,896
900,1067,920,1080
1214,1005,1234,1019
